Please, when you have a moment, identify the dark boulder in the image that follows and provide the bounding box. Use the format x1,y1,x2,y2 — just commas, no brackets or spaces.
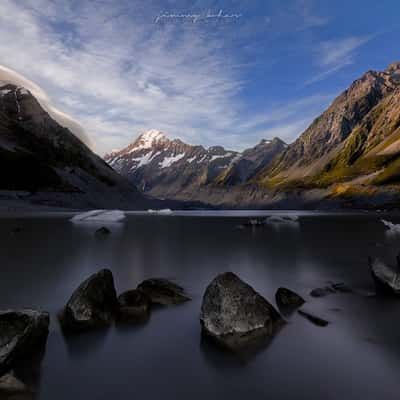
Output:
275,287,305,310
137,278,191,306
310,286,336,297
95,227,111,236
117,289,151,320
310,282,352,298
369,257,400,296
0,309,49,375
200,272,284,350
59,269,118,332
298,310,329,327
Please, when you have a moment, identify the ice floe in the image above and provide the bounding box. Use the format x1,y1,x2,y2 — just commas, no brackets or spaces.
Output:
71,210,126,223
147,209,173,214
381,219,400,234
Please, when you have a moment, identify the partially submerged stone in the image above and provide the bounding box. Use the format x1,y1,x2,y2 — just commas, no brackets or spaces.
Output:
59,269,118,332
0,371,27,394
95,227,111,236
200,272,284,350
369,257,400,296
310,282,352,298
0,309,49,374
137,278,191,306
275,287,305,310
298,310,329,327
117,289,151,320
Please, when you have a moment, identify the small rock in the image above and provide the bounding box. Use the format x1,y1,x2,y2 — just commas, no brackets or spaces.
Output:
200,272,284,350
95,226,111,236
275,287,305,310
59,269,118,332
0,371,27,393
298,310,329,327
0,309,49,374
117,289,151,320
137,278,191,306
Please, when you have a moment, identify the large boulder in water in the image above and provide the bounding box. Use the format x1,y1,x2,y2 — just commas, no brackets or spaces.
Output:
0,309,49,374
137,278,191,306
200,272,284,350
59,269,118,332
369,257,400,296
275,287,305,310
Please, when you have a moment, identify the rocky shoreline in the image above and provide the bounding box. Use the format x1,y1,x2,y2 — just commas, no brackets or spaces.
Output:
1,256,399,397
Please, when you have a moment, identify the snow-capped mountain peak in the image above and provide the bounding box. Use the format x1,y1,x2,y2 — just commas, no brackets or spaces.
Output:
135,129,167,150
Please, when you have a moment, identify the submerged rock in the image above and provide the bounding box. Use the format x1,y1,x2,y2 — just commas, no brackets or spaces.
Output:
369,257,400,296
310,282,352,297
298,310,329,327
0,371,27,394
275,287,305,310
117,289,151,320
200,272,284,350
0,309,49,374
137,278,191,306
94,226,111,236
59,269,118,332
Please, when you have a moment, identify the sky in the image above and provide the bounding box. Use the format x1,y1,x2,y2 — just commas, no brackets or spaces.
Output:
0,0,399,155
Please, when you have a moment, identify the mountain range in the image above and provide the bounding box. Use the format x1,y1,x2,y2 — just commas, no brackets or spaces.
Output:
106,61,400,209
1,61,400,210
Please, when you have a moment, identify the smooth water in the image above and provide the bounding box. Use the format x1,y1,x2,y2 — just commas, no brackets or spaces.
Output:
1,211,400,400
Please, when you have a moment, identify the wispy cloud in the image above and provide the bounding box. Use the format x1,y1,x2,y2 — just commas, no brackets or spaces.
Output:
305,35,373,85
0,0,337,154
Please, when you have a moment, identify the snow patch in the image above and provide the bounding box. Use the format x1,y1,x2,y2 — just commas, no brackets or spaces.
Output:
187,156,197,163
159,153,185,168
71,210,126,223
131,150,161,168
0,89,12,96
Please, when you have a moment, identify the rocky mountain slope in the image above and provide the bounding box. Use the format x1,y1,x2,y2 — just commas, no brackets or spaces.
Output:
258,62,400,188
105,130,241,199
105,130,287,200
0,82,148,210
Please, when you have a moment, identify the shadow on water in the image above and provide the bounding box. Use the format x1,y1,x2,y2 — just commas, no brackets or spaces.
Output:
199,323,286,368
60,327,111,360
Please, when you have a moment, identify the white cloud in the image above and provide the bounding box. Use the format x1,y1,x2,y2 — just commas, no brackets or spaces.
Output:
0,0,334,155
305,35,372,85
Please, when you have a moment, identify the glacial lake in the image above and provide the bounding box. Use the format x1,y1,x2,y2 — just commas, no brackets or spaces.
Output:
1,211,400,400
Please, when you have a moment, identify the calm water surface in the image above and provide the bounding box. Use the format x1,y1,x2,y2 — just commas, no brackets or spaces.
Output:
1,211,400,400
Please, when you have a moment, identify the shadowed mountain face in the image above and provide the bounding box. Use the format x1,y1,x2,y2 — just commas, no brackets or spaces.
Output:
0,83,148,209
106,62,400,209
105,131,286,200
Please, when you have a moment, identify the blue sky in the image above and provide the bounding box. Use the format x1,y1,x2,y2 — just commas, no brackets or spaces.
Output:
0,0,399,155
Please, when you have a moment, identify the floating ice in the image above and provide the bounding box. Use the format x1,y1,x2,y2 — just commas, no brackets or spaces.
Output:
381,219,400,234
266,215,299,225
147,209,173,214
71,210,126,223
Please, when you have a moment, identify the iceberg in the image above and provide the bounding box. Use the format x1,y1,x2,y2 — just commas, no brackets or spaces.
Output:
381,219,400,234
147,209,173,215
71,210,126,223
